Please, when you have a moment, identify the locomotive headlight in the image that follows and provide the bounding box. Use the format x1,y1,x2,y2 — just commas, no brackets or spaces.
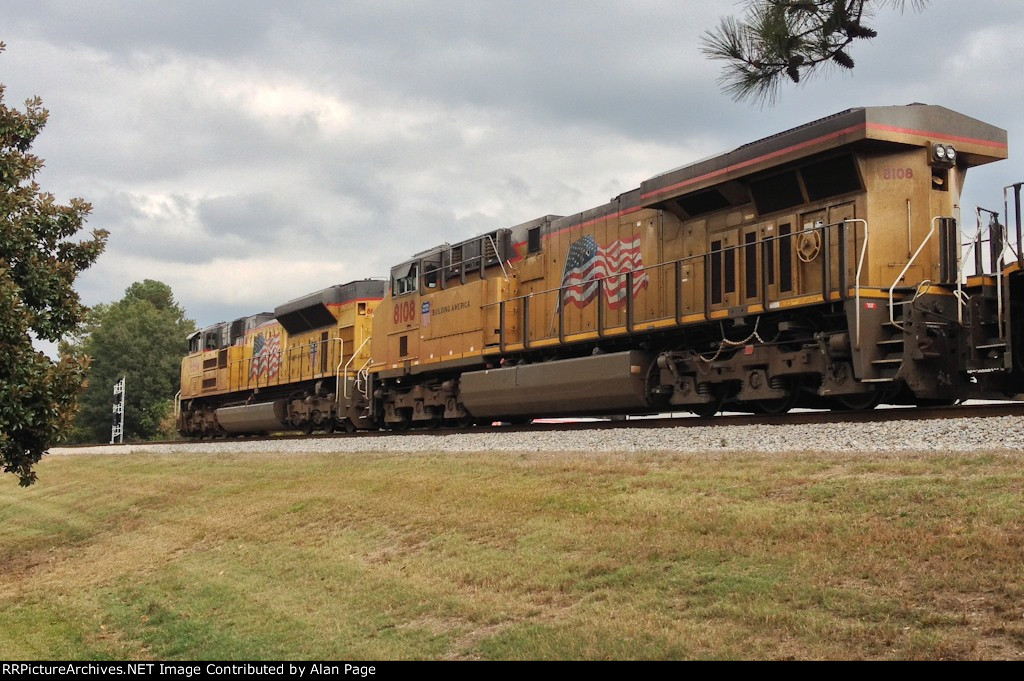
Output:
931,142,956,166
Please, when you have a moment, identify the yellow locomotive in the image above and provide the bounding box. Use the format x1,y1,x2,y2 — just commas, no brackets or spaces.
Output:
178,104,1022,436
178,281,383,435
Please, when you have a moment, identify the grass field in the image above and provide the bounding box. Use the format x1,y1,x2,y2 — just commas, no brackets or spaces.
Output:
1,447,1023,660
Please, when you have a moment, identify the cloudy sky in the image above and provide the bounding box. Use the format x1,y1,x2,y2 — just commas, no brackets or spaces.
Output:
3,0,1023,334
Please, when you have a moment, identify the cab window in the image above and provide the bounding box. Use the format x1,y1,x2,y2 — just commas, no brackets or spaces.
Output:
391,262,419,296
422,256,441,289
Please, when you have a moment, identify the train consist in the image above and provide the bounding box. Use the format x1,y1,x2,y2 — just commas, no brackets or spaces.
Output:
176,104,1024,436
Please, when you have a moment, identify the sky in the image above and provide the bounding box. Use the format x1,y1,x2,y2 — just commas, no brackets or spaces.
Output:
3,0,1024,337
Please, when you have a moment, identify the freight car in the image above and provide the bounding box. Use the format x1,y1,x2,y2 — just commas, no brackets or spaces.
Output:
177,104,1023,437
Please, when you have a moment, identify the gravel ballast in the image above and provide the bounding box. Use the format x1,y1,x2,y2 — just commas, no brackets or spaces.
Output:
49,415,1024,456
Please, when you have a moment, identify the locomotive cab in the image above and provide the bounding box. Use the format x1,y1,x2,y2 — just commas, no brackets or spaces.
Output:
370,229,514,427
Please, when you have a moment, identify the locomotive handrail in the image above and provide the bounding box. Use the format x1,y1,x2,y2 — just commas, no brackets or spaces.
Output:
889,217,941,331
489,219,859,348
206,337,346,396
957,209,998,326
431,233,510,289
356,356,374,401
1004,183,1024,267
996,237,1014,341
846,218,869,350
343,336,372,400
484,232,510,283
333,338,346,402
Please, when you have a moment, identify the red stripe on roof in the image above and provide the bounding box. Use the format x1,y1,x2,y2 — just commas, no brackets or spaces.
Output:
641,122,1006,201
868,122,1009,150
640,123,867,200
514,119,1007,248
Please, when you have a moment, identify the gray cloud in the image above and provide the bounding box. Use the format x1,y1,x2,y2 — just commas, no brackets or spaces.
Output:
3,1,1023,332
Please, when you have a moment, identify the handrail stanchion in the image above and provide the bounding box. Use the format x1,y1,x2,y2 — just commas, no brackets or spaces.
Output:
844,219,869,350
889,217,940,332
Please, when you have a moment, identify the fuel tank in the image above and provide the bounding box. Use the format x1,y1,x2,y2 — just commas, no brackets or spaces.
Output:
459,350,653,419
215,401,289,433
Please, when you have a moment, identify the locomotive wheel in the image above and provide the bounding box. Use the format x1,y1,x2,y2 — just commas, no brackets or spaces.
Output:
753,378,801,415
388,411,411,431
830,390,882,411
914,397,957,407
689,390,725,418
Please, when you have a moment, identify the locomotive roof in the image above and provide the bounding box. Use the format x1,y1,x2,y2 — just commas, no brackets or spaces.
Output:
638,103,1007,207
387,104,1007,267
275,279,386,334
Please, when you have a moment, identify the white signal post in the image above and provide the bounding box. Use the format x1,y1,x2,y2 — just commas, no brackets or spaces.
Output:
111,377,125,444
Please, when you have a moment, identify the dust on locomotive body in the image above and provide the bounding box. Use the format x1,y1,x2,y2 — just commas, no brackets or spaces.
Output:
177,104,1024,437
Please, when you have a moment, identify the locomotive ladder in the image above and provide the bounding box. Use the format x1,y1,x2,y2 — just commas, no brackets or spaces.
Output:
865,216,949,383
863,297,910,383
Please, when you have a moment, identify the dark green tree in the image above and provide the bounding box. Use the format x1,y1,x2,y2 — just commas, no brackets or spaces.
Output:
61,280,195,444
1,42,108,486
703,1,929,105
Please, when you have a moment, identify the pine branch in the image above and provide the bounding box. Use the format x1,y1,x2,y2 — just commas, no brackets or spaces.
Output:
701,0,930,105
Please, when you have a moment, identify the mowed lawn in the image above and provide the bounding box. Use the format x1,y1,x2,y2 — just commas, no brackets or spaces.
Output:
1,448,1023,660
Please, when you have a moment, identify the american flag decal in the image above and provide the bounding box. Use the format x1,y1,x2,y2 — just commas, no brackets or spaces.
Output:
250,330,282,381
559,234,649,309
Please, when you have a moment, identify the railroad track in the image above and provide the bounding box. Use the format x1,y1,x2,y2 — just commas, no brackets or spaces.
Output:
61,400,1024,449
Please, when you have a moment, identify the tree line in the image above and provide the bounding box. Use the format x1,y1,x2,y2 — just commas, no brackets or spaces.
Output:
60,280,195,445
